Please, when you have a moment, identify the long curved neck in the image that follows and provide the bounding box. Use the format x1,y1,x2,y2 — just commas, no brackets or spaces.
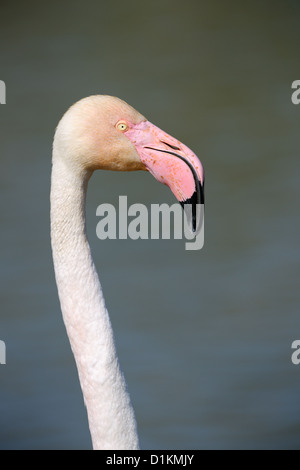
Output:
50,156,139,450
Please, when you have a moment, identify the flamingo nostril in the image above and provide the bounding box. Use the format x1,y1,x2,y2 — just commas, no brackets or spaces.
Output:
160,140,180,151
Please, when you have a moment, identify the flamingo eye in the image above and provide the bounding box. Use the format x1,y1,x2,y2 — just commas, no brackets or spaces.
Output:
116,121,129,132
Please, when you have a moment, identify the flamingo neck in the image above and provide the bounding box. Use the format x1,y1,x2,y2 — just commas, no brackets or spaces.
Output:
50,156,139,450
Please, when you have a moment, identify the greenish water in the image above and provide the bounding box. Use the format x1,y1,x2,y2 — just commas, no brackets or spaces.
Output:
0,0,300,449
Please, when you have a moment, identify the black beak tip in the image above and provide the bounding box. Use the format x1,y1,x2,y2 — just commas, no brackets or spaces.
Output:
179,181,204,233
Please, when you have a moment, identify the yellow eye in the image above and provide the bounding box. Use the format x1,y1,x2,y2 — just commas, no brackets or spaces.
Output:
116,121,128,132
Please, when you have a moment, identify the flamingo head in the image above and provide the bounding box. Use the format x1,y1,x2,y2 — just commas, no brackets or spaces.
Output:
54,95,204,231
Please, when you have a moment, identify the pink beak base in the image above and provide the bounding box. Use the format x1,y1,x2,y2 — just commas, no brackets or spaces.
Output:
125,120,204,231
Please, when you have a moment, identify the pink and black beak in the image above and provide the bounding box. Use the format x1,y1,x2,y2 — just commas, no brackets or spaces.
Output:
126,121,204,232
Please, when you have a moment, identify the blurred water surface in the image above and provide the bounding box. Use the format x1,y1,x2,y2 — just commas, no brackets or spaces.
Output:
0,0,300,449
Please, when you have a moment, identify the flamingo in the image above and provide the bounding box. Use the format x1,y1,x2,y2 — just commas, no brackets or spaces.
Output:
50,95,204,450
